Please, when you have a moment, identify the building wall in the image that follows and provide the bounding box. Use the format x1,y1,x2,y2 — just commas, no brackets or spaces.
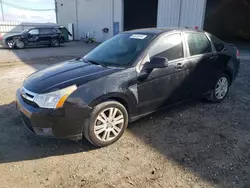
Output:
56,0,123,42
179,0,207,29
77,0,112,42
157,0,207,29
56,0,77,38
157,0,182,27
56,0,207,41
114,0,123,33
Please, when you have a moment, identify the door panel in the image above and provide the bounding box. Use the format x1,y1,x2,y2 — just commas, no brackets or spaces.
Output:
137,33,191,115
39,28,52,44
185,53,215,96
138,59,190,115
27,29,39,45
185,32,215,96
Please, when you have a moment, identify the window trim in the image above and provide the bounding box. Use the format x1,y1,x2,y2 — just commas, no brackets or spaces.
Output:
184,32,213,58
148,32,186,64
206,32,226,53
136,31,187,72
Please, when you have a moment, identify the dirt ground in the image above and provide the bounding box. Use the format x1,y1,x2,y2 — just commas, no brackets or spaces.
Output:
0,56,250,188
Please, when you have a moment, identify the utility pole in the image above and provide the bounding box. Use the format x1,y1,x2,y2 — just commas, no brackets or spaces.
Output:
0,0,4,21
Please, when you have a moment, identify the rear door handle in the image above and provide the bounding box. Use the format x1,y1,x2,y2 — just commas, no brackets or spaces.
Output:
175,63,184,69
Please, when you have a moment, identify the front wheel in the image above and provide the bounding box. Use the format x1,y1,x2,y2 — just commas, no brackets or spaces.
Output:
83,101,128,147
15,39,25,49
206,74,230,103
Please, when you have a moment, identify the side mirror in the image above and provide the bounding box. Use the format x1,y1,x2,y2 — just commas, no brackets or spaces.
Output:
143,56,168,70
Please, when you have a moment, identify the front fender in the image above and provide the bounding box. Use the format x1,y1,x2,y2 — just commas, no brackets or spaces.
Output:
67,68,139,119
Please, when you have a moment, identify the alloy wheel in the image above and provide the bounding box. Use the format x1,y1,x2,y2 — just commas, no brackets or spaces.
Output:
94,107,124,142
215,77,229,100
16,40,24,49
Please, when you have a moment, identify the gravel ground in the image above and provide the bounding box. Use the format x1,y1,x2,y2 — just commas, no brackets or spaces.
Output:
0,58,249,188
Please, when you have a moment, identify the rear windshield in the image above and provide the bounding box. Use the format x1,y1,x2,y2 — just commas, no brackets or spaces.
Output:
84,33,155,68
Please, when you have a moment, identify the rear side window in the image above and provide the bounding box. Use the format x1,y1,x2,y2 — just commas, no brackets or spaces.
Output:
149,33,184,61
209,35,225,52
187,33,212,56
39,28,52,34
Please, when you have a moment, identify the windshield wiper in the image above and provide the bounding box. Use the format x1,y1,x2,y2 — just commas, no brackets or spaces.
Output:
83,58,107,68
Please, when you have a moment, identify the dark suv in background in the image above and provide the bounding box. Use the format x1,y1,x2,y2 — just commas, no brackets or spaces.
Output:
1,26,64,49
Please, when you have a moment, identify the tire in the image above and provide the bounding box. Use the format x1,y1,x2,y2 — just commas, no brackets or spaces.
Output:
7,39,15,49
15,39,25,49
83,101,128,147
50,39,60,47
206,73,230,103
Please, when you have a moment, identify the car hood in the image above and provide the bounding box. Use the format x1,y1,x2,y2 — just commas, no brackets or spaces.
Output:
23,59,120,93
3,33,22,39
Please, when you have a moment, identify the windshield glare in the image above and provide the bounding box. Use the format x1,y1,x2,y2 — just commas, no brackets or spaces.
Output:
21,29,30,34
84,33,154,68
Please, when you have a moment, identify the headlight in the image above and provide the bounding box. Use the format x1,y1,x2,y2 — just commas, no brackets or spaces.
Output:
33,85,77,109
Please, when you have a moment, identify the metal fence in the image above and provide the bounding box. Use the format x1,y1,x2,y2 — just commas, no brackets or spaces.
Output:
0,21,58,37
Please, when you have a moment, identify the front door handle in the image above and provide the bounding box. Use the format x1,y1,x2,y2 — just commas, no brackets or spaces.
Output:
210,56,217,60
175,63,184,69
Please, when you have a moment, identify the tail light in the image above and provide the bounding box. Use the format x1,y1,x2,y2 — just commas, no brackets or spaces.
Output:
236,49,240,58
0,35,2,41
236,49,240,57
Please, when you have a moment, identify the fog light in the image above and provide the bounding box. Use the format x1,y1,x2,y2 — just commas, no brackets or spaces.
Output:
33,127,54,137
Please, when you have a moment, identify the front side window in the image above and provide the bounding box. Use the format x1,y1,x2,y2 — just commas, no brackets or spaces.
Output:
148,33,184,61
187,33,212,56
84,33,155,68
28,29,39,35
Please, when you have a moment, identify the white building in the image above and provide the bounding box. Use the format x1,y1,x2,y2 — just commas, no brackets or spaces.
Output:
55,0,207,42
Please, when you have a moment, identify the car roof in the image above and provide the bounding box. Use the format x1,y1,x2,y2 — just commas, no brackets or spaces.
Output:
28,26,58,29
123,27,205,35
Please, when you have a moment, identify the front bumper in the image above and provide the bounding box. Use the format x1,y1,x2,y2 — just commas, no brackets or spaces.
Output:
0,39,6,48
16,89,92,140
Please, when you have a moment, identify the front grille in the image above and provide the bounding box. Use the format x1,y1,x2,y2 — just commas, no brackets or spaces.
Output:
20,87,39,108
20,112,34,133
21,96,39,108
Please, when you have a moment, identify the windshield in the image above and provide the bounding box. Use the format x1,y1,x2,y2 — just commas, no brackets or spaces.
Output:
83,33,155,68
21,29,30,34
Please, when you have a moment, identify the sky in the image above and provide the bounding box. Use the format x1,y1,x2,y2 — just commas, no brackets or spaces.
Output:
0,0,56,23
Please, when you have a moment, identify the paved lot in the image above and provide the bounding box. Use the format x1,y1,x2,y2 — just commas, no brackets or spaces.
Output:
0,42,97,63
0,45,250,188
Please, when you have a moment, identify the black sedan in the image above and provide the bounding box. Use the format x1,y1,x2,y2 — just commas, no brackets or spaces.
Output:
1,26,64,49
16,28,240,147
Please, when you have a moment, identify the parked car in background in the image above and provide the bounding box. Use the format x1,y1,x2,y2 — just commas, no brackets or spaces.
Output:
16,28,240,147
0,26,64,49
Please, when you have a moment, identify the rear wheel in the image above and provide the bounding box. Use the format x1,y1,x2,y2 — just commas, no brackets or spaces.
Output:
83,101,128,147
50,39,60,47
206,74,230,103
